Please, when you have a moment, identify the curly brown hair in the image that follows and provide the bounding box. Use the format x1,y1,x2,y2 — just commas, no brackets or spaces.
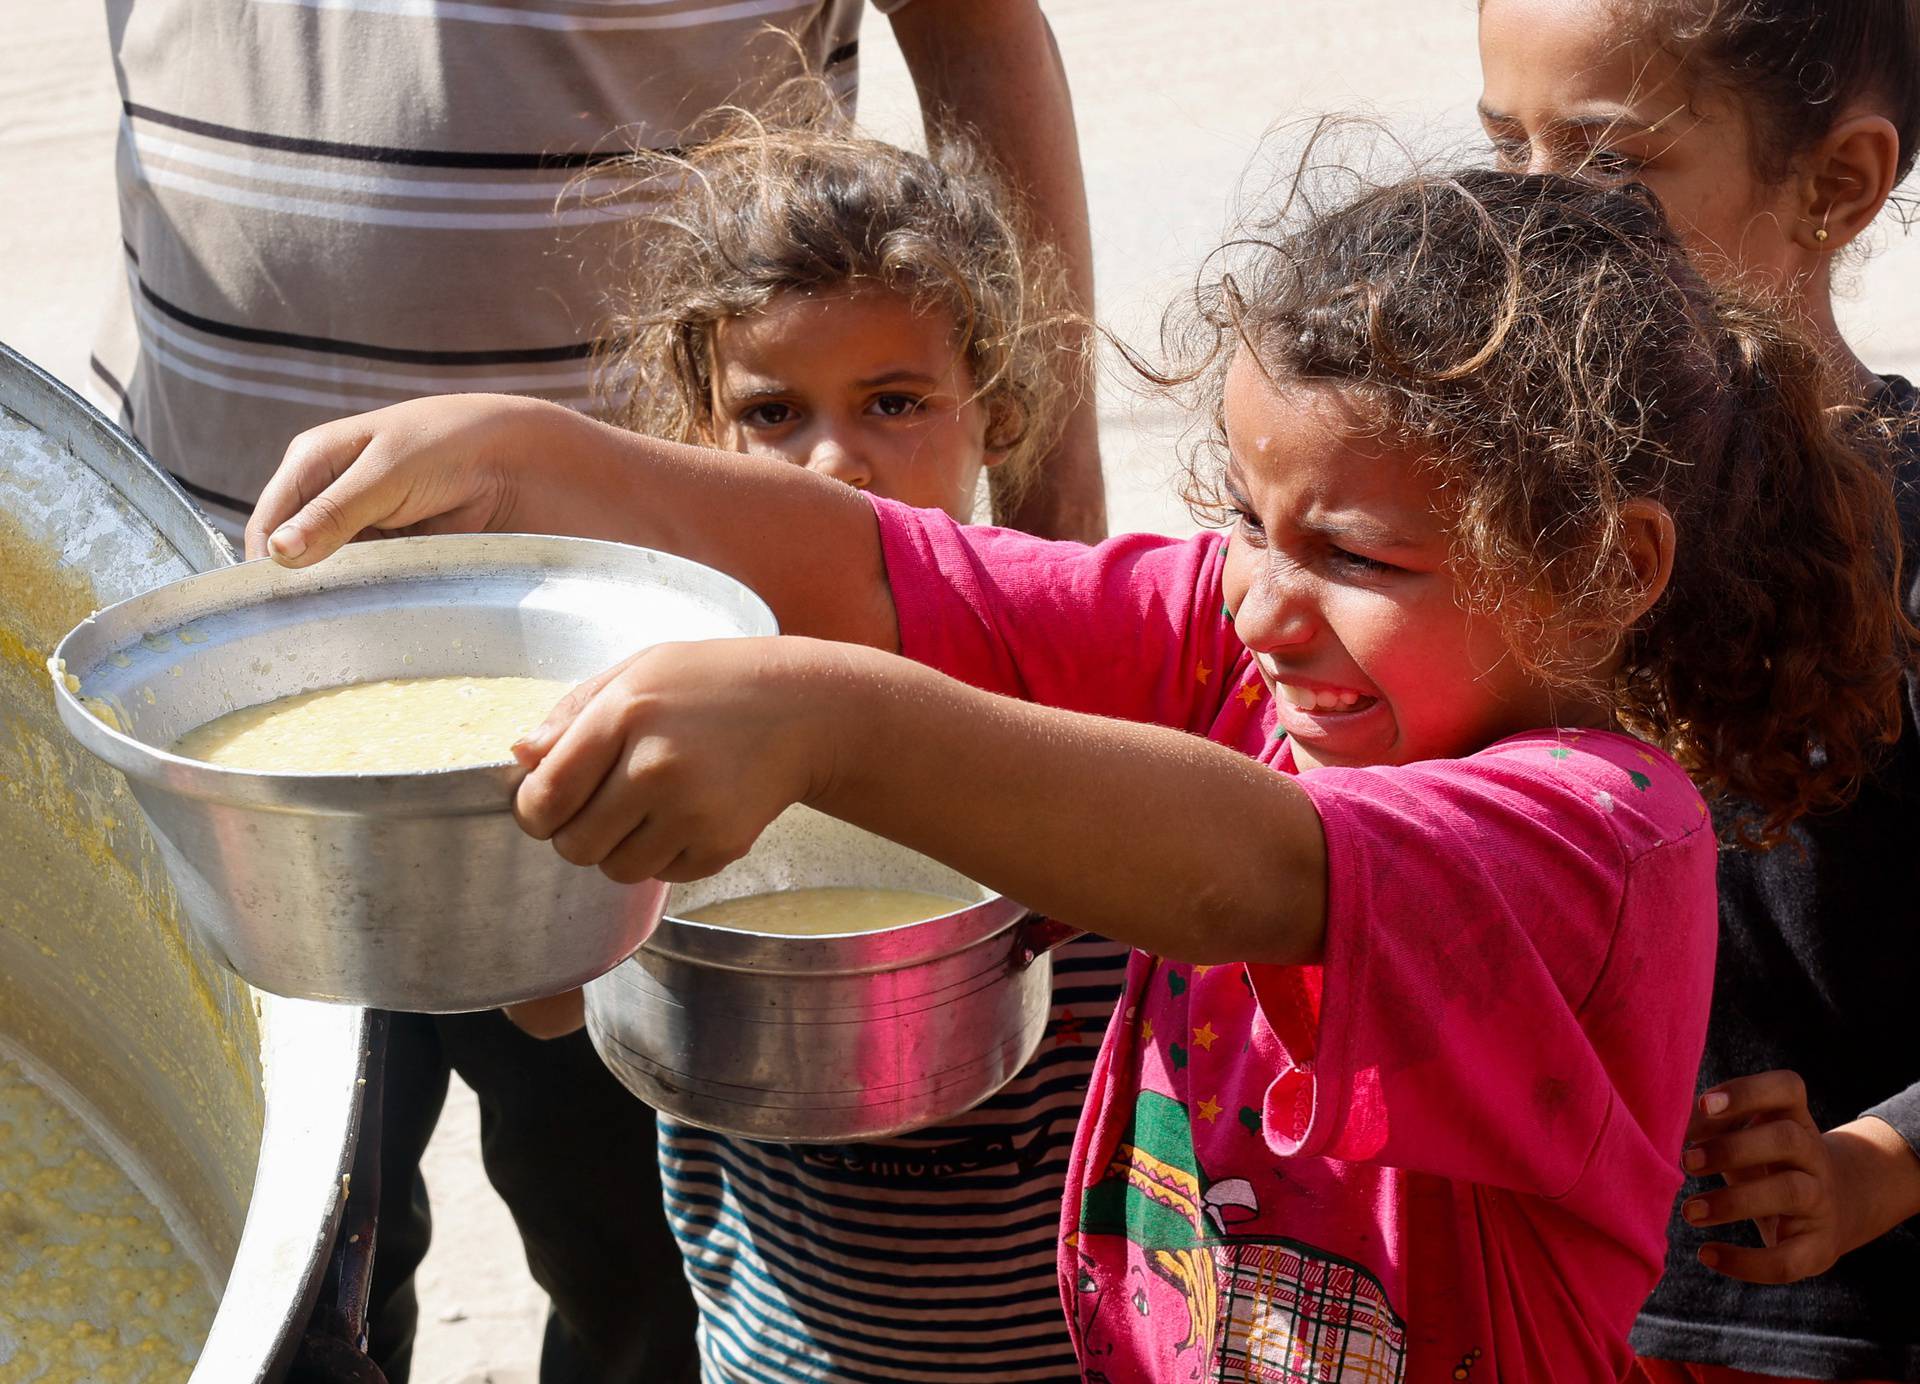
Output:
1146,161,1914,843
582,83,1082,507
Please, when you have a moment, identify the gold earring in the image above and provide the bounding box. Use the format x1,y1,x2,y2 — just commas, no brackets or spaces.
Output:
1815,227,1831,243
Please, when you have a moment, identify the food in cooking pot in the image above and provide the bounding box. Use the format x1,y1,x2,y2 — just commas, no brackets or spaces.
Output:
0,1051,213,1381
681,886,967,936
172,675,573,773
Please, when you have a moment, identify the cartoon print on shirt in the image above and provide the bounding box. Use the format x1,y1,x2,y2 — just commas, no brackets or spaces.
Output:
1071,1238,1115,1379
1077,1090,1409,1383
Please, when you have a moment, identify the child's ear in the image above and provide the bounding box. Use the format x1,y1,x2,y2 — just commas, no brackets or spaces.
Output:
981,400,1023,469
1621,497,1677,622
1799,113,1901,254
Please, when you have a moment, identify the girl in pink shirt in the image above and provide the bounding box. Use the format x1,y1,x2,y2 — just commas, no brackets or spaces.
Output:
245,166,1911,1382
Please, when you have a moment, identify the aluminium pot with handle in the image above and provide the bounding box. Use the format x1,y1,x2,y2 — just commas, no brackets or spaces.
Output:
584,804,1082,1144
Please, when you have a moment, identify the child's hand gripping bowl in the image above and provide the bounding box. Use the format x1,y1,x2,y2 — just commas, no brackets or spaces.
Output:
251,395,891,892
505,635,862,888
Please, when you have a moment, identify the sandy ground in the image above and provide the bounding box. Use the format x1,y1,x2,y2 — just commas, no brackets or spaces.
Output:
6,3,1920,1380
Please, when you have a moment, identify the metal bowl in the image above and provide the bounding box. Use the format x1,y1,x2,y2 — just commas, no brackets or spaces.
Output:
584,806,1069,1143
48,533,776,1012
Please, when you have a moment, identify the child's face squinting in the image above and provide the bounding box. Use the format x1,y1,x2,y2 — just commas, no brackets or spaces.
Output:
1219,356,1604,773
1477,0,1815,290
707,289,999,521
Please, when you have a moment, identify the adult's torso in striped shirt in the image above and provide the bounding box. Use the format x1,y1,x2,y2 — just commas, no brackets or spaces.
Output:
92,0,881,530
661,932,1130,1383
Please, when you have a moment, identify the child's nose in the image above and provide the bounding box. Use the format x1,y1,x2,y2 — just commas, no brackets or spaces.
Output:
1234,569,1319,650
806,434,873,491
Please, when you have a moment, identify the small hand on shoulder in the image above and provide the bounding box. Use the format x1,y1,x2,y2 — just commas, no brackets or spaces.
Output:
1681,1069,1920,1284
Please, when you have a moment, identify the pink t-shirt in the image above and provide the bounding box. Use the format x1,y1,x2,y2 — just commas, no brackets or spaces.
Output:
872,500,1719,1384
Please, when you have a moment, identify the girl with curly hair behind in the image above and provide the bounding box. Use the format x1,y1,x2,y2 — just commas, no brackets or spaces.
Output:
589,86,1082,525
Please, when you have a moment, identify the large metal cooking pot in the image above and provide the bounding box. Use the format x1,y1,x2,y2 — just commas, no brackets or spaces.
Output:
0,342,368,1380
584,805,1075,1143
50,534,774,1012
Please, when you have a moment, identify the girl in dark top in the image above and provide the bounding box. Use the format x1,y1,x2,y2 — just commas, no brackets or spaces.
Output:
1478,2,1920,1381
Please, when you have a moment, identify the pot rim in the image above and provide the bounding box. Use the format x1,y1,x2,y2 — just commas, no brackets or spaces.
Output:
643,893,1034,975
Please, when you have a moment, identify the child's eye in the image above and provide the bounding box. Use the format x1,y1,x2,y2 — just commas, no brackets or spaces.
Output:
869,393,925,418
1330,547,1398,576
739,402,797,428
1583,147,1646,181
1488,137,1529,172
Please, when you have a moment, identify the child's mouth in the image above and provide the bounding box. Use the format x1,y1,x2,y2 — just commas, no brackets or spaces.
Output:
1276,682,1378,715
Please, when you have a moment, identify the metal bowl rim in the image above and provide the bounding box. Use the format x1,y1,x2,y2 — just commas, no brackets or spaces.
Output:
49,532,777,801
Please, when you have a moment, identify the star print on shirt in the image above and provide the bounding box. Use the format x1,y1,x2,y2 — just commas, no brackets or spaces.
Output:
1236,683,1263,709
1197,1095,1224,1124
1192,1022,1219,1051
1196,661,1213,685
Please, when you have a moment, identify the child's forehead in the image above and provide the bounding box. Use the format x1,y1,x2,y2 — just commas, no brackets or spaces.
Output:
1223,355,1389,455
1221,359,1443,528
724,285,954,339
1478,0,1688,118
709,287,968,376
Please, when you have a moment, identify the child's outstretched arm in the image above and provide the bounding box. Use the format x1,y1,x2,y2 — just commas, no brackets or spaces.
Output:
244,394,897,651
249,395,1330,964
510,635,1329,968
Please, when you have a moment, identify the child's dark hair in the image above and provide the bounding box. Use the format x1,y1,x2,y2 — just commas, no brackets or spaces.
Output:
586,82,1081,502
1617,0,1920,186
1151,158,1914,842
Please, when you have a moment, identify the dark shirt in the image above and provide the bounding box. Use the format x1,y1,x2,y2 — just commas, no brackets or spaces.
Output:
1632,377,1920,1379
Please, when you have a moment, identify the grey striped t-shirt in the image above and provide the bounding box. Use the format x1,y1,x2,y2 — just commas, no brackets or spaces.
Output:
91,0,891,529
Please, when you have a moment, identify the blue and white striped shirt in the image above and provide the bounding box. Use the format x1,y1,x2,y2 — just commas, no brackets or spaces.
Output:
659,934,1130,1383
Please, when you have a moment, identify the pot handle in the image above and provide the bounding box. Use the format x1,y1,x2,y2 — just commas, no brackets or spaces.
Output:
289,1011,390,1383
1014,914,1085,969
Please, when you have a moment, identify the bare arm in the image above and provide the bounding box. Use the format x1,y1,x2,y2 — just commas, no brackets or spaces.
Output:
890,0,1106,543
513,636,1330,963
812,643,1326,960
246,394,898,650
